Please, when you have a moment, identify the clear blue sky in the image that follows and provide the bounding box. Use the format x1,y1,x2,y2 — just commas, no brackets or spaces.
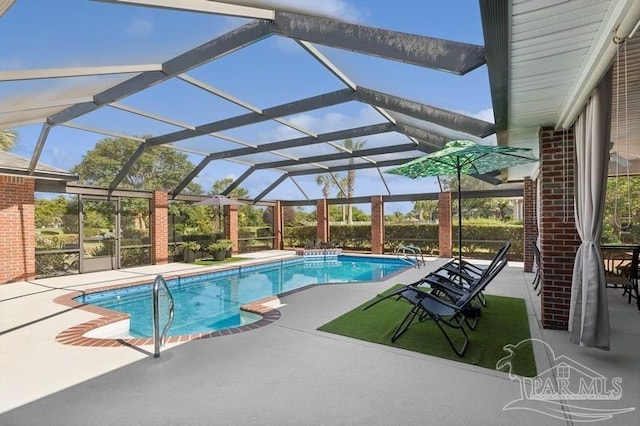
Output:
0,0,492,214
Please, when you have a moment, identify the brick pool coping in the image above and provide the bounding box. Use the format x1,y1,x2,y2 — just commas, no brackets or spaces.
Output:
53,260,304,348
53,254,409,348
54,289,284,348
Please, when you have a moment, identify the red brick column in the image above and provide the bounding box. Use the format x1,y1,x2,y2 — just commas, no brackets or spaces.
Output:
151,191,168,265
523,177,538,272
273,201,283,250
438,192,453,258
316,199,329,243
370,195,384,254
224,205,239,254
0,176,35,284
539,127,580,330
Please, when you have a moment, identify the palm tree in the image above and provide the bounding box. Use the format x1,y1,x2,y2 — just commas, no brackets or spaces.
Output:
0,129,17,151
315,174,333,198
343,138,366,224
337,175,348,222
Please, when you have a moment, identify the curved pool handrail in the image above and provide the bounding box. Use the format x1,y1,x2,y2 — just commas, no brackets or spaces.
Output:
152,274,175,358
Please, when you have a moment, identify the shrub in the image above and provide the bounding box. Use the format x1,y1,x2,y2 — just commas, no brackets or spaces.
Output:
181,241,201,251
121,247,150,267
283,225,316,247
217,239,233,248
206,241,230,254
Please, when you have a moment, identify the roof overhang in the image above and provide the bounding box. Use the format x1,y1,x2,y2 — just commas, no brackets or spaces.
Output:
0,151,78,183
480,0,640,147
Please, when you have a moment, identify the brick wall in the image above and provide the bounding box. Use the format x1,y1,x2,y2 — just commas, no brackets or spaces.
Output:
523,177,538,272
224,205,239,254
316,199,329,243
151,191,168,265
438,192,452,258
273,201,283,250
538,126,580,330
0,176,36,284
370,195,384,254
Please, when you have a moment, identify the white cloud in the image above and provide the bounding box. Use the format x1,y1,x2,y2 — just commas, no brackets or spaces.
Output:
221,0,367,23
471,108,495,123
453,107,494,124
291,0,367,23
126,17,153,37
257,105,381,143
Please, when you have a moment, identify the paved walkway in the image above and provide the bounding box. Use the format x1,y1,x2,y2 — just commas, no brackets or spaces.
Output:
1,251,638,425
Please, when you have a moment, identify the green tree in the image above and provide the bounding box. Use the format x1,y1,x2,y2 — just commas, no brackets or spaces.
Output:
336,175,348,222
385,211,406,223
262,205,296,226
210,178,257,230
604,175,640,243
71,136,202,193
342,138,366,224
329,205,345,222
35,196,79,235
169,201,214,235
315,174,333,198
411,200,439,222
492,199,512,221
439,175,512,220
349,206,369,222
211,177,248,199
35,197,70,228
73,137,203,233
0,129,17,151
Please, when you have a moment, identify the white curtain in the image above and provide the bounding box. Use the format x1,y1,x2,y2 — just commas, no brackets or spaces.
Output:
569,69,612,350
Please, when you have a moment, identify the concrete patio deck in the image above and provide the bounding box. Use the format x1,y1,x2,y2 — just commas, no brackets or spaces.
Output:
1,251,638,425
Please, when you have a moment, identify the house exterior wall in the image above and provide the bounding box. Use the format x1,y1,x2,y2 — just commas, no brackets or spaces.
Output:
523,176,538,272
0,176,36,284
538,126,580,330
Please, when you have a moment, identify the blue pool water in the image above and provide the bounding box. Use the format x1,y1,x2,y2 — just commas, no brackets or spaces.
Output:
77,255,408,337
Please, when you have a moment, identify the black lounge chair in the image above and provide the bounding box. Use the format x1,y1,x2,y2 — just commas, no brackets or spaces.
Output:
361,276,433,311
531,241,541,295
388,257,506,357
362,243,510,311
434,243,511,285
429,243,511,306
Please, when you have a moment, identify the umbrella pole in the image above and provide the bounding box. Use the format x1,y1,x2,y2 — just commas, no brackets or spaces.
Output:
457,166,463,271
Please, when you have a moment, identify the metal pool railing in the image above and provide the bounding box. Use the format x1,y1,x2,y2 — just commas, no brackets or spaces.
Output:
152,274,175,358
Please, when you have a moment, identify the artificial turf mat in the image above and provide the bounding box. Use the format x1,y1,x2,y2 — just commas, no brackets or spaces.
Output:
318,285,537,377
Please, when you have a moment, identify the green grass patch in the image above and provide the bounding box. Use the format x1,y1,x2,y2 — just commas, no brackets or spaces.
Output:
193,257,249,266
318,285,536,377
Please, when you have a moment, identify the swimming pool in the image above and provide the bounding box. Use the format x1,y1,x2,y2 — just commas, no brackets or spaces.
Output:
76,255,408,338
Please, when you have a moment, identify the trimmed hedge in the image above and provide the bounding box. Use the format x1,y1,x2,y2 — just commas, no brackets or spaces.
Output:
283,223,523,261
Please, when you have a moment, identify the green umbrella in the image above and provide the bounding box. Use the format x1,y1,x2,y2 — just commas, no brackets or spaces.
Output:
386,140,538,265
